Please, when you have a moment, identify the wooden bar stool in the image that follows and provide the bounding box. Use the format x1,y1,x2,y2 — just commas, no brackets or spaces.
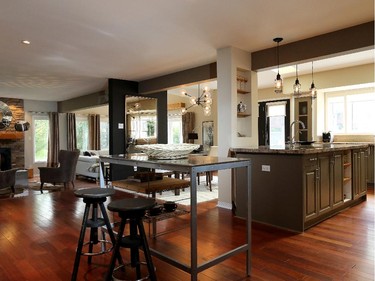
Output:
106,198,157,281
71,188,121,281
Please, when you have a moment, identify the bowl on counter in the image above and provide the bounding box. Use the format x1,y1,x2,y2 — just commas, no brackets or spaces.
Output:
133,143,200,159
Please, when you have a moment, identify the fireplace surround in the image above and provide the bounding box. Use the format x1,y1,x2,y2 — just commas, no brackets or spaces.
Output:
0,148,11,170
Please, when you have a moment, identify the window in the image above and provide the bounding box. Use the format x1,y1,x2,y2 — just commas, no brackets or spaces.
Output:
129,114,157,139
33,114,49,162
168,114,183,144
76,115,89,151
100,116,109,150
325,88,375,134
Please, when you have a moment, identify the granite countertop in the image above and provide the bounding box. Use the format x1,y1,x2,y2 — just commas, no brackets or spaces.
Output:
230,142,372,155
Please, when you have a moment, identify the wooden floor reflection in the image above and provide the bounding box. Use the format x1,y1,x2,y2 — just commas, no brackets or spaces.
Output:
0,177,373,281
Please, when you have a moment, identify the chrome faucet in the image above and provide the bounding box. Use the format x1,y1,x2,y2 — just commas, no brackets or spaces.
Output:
289,120,305,146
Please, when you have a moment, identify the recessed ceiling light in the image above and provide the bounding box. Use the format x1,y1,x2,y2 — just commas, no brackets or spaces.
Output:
21,40,31,45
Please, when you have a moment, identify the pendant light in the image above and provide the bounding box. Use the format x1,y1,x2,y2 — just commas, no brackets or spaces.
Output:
273,37,283,94
182,85,212,116
293,64,301,95
309,61,317,99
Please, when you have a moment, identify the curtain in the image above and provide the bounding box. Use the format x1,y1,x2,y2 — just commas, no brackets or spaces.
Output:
89,114,101,150
67,113,77,151
182,112,195,143
47,112,59,167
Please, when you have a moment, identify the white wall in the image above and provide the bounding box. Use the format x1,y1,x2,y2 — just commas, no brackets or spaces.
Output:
216,46,258,208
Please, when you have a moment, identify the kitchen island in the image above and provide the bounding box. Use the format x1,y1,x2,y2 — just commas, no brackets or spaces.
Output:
230,143,371,232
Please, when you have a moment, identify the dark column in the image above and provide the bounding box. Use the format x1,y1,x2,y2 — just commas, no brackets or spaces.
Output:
108,78,138,181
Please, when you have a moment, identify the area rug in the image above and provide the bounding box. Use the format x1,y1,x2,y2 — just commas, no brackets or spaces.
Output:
113,176,218,206
28,182,64,191
0,186,25,196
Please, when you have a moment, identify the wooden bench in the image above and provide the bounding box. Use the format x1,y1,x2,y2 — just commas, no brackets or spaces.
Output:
112,177,190,198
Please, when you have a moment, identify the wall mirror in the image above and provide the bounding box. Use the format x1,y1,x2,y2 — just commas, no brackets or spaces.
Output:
0,101,12,130
125,95,157,145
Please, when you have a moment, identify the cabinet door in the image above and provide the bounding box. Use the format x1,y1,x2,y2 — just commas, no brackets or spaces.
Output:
318,154,331,213
294,97,312,141
332,153,344,207
359,149,367,195
304,161,318,221
353,149,368,198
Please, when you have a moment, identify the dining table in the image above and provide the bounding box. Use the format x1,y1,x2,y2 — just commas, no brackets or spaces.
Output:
99,153,252,281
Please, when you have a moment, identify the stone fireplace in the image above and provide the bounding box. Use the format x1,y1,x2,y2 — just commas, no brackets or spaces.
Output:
0,98,25,169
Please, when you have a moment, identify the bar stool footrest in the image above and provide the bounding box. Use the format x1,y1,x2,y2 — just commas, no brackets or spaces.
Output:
81,240,113,256
113,262,155,281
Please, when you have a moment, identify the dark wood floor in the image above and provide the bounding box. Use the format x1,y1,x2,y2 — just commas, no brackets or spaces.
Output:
0,178,373,281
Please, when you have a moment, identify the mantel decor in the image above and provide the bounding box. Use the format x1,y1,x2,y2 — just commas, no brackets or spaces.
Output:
0,101,12,130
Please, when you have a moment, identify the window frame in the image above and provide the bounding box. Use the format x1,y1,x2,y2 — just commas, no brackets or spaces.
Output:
324,86,375,135
32,113,49,163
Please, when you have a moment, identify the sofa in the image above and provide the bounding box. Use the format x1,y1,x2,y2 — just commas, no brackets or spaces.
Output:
76,150,109,181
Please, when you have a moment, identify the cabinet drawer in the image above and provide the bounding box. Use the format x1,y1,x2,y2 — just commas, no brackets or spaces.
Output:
303,155,318,166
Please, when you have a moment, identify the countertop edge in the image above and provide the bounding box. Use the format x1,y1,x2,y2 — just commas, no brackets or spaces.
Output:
230,143,372,155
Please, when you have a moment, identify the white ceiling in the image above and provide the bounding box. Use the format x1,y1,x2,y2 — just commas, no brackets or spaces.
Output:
0,0,374,102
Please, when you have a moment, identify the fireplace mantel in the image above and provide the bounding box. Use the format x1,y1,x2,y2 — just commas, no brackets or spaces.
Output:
0,132,24,140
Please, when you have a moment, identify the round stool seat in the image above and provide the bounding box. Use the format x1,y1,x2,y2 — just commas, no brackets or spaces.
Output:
74,187,115,199
108,198,156,213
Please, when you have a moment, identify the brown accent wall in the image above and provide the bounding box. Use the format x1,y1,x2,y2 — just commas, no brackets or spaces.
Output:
0,98,25,169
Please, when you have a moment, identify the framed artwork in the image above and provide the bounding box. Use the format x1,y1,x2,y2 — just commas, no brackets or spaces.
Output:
202,121,214,152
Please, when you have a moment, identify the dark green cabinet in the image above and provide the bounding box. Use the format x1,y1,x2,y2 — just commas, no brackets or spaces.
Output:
304,152,344,222
331,153,344,208
353,149,367,198
303,156,318,221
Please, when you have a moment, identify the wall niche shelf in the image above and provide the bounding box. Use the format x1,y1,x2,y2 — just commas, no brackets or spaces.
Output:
237,113,251,118
237,89,250,94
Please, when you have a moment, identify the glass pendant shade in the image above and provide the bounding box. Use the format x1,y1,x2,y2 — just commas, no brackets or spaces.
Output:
310,82,317,99
293,78,301,95
273,37,283,94
274,73,283,94
310,61,317,99
293,65,301,95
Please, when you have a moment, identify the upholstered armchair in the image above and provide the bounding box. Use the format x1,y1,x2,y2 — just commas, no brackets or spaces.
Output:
38,149,80,191
0,168,19,194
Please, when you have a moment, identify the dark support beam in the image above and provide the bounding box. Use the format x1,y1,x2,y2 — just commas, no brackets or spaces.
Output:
252,21,374,71
58,90,107,112
139,63,217,94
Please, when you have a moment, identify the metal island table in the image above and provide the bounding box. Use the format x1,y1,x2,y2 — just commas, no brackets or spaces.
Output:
99,153,252,281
